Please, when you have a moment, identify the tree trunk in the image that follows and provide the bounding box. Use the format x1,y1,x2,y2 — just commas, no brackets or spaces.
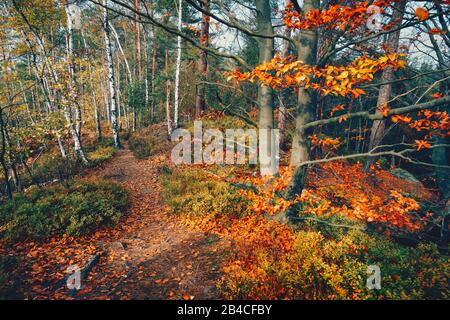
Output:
82,30,102,140
65,2,88,164
174,0,183,129
110,22,133,83
101,80,111,123
278,27,291,150
151,40,157,122
116,61,122,131
165,47,173,137
285,0,319,213
143,31,150,112
255,0,275,176
195,0,210,118
65,4,82,139
0,108,12,200
103,0,121,148
365,0,406,170
134,0,142,81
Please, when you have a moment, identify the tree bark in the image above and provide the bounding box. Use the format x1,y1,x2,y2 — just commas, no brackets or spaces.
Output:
285,0,319,215
165,47,173,137
109,22,133,83
365,0,407,170
255,0,275,176
103,0,121,148
174,0,183,129
195,0,210,118
151,39,157,122
81,30,102,140
278,27,291,150
0,108,13,199
65,2,88,164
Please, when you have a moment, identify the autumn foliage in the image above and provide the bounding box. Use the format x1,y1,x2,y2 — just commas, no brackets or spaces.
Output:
283,0,395,31
228,53,406,97
163,158,448,300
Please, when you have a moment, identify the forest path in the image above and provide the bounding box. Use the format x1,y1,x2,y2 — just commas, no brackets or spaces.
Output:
80,146,227,300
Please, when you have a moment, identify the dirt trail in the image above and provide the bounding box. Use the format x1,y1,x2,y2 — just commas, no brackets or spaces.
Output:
81,147,228,300
9,146,229,300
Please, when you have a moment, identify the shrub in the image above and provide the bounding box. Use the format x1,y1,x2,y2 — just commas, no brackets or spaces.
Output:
218,230,449,300
31,155,79,184
162,168,250,221
87,146,115,167
0,180,129,242
18,138,116,189
162,163,449,300
128,134,154,159
128,128,168,159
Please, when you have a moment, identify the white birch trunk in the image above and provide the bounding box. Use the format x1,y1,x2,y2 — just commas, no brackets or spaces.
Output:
103,0,121,148
65,3,88,164
173,0,182,129
109,22,133,83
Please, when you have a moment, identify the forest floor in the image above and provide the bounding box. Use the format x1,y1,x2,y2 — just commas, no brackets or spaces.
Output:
8,146,230,300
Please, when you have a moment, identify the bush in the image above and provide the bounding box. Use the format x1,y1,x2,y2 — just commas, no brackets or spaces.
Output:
128,135,154,159
128,129,168,159
218,230,449,300
162,162,449,300
0,180,129,242
19,138,116,188
87,146,115,167
30,155,79,185
162,168,250,221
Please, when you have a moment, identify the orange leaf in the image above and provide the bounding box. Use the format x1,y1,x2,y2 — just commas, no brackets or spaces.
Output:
415,139,431,151
429,28,444,35
415,8,429,21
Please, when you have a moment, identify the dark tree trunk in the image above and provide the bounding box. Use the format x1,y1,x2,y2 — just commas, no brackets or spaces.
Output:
365,0,407,170
195,0,210,118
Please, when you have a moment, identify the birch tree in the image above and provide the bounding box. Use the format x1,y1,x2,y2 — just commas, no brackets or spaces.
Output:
64,1,89,164
103,0,121,148
173,0,183,129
